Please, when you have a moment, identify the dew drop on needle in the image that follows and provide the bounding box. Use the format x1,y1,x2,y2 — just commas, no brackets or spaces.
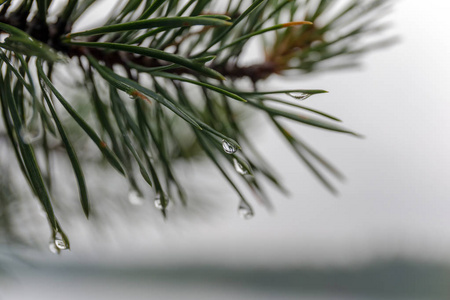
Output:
154,193,169,210
233,158,248,175
48,241,59,254
286,92,311,101
238,201,254,220
222,140,237,154
54,239,68,250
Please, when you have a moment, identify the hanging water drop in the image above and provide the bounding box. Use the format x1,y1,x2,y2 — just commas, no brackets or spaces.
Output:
154,199,162,210
48,241,59,254
128,189,144,205
154,193,169,210
238,202,254,220
286,92,311,101
53,232,68,250
233,158,248,175
222,140,237,154
54,238,68,250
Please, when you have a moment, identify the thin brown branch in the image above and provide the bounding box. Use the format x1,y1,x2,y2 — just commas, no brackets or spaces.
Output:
0,14,279,82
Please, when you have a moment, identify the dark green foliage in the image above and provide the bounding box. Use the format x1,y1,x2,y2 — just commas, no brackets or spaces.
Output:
0,0,392,249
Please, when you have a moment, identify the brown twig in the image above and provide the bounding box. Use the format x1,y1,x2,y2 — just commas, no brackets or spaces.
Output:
0,14,280,83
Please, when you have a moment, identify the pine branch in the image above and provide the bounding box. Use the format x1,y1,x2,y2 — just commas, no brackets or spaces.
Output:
0,0,393,252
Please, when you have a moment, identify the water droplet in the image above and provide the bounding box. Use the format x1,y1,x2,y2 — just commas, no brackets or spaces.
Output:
238,202,254,220
51,232,69,251
286,92,311,101
233,158,248,175
222,140,237,154
54,238,68,250
48,241,59,254
154,193,169,210
154,199,163,210
20,126,41,144
128,189,144,205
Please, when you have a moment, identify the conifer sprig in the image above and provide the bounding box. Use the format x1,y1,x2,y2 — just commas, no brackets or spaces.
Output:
0,0,392,249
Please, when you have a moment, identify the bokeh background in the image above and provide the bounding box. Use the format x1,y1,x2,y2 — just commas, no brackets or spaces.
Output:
2,0,450,299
